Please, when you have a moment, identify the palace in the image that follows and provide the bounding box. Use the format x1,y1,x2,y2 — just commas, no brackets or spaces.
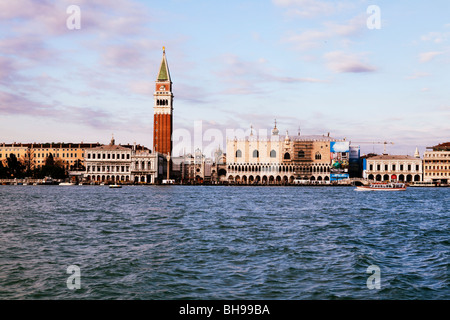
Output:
225,122,348,184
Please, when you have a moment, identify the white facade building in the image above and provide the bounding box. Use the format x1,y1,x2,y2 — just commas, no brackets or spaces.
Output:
83,137,165,184
363,154,422,182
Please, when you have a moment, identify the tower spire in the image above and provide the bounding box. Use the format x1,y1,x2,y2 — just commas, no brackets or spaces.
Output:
157,47,171,82
271,119,279,136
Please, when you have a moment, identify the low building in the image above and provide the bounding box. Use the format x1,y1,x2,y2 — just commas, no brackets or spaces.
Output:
423,142,450,184
363,152,422,182
171,147,226,184
83,137,165,184
0,142,101,171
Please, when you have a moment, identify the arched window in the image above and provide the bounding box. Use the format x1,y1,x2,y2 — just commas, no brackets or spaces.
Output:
315,152,321,160
298,150,305,158
236,150,242,158
253,150,259,158
284,152,291,160
270,150,276,158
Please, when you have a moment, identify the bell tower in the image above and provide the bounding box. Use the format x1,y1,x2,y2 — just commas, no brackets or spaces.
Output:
153,47,173,156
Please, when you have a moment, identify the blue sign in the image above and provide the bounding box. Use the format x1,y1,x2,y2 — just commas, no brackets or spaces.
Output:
330,173,349,181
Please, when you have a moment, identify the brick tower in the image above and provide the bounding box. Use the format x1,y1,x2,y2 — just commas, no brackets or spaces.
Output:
153,47,173,156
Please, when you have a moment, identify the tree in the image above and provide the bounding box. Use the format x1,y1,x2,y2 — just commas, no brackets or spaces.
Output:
6,154,25,178
37,154,67,179
71,159,85,171
0,161,8,179
22,148,36,176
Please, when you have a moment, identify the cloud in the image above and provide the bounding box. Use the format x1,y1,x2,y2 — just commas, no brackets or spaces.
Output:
272,0,343,18
419,51,444,63
406,72,431,80
420,31,449,44
324,51,376,73
283,14,366,51
215,54,327,95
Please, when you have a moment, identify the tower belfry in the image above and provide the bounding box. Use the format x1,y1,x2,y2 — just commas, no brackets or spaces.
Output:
153,47,173,156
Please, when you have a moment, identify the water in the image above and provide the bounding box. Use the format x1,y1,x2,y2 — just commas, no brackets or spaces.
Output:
0,185,448,300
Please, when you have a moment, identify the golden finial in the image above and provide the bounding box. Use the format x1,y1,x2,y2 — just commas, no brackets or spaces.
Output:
163,46,165,53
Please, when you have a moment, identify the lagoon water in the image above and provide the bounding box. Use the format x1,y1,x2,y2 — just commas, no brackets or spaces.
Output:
0,185,448,299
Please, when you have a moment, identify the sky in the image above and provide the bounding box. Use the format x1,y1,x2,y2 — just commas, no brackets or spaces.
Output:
0,0,449,157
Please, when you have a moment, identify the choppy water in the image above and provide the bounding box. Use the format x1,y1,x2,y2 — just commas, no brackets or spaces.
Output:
0,185,448,300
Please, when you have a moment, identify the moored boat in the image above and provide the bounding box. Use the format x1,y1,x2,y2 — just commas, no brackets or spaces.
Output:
109,184,122,188
355,182,406,191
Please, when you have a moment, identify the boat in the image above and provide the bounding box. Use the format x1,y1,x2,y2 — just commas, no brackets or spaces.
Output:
355,182,406,191
42,176,55,185
59,182,76,186
109,184,122,188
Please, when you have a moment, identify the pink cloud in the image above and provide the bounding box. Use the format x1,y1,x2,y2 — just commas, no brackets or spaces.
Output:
324,51,377,73
419,51,444,63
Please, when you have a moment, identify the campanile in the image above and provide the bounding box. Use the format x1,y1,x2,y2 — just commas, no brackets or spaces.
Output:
153,47,173,156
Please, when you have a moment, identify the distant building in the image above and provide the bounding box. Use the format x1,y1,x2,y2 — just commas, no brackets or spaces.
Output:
363,152,423,182
171,147,226,184
83,137,165,184
0,142,101,171
423,142,450,184
226,122,347,184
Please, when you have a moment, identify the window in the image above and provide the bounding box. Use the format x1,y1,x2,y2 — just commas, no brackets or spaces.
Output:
385,164,388,171
270,150,276,158
392,164,396,171
377,164,380,171
107,153,111,159
127,154,130,159
88,153,91,159
416,165,419,171
253,150,259,158
369,164,373,171
102,154,106,159
284,152,290,160
408,164,411,171
315,152,321,160
400,164,404,171
236,150,242,158
298,150,305,158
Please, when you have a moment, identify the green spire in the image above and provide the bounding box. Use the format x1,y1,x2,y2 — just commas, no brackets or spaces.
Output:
157,48,171,81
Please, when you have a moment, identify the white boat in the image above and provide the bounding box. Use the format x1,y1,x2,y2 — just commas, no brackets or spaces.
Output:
109,184,122,188
59,182,75,186
355,182,406,191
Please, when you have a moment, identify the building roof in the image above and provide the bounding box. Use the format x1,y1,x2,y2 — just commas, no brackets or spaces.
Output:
90,144,130,151
367,154,418,160
0,142,101,149
427,142,450,151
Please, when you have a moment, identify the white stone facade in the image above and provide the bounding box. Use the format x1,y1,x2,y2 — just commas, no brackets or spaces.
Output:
83,139,164,184
363,155,422,182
